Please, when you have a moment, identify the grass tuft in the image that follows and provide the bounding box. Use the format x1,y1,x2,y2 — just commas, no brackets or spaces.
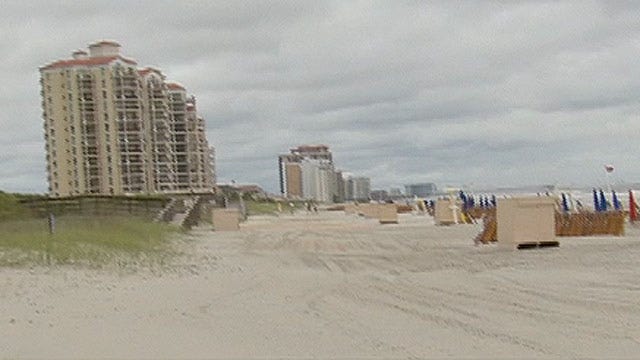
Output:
0,215,178,269
0,191,30,221
245,199,309,216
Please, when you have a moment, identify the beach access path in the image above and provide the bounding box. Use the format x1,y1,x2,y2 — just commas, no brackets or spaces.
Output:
1,211,639,358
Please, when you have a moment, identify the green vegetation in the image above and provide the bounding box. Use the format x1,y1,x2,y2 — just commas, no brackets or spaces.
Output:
246,200,280,215
0,192,178,269
245,199,310,216
0,215,178,268
0,191,31,221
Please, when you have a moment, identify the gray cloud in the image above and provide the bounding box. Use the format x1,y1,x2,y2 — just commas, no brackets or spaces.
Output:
1,0,639,194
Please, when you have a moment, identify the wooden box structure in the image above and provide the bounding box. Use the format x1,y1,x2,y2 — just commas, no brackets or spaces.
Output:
212,209,240,231
497,197,557,249
434,199,462,225
357,203,378,218
555,211,625,236
356,203,398,224
377,204,398,224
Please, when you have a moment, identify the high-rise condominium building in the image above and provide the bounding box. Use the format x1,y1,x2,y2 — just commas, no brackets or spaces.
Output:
278,145,331,197
40,41,215,197
278,144,343,202
344,176,371,201
300,159,334,203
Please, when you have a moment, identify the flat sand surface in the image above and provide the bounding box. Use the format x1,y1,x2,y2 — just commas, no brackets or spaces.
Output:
2,211,640,358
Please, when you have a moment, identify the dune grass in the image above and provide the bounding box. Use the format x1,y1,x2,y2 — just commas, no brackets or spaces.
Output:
245,200,309,216
0,215,178,268
246,200,280,216
0,191,31,221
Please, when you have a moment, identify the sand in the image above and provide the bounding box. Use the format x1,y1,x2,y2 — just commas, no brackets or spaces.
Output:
1,211,640,358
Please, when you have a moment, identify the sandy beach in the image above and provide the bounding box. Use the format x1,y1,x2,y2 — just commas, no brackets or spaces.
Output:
1,211,639,358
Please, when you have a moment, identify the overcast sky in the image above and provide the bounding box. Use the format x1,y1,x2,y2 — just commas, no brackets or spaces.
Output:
1,0,639,194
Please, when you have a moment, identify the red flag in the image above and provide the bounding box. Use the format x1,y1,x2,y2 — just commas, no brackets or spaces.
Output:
630,190,638,223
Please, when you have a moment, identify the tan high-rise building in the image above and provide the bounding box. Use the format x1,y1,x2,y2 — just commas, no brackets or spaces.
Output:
284,163,302,198
40,41,215,197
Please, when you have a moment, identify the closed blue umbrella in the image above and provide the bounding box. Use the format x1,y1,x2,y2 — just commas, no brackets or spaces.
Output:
593,189,600,212
612,190,621,211
599,189,608,212
561,193,569,213
459,191,468,210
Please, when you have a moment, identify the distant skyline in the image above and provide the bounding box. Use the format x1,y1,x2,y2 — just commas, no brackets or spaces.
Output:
1,1,639,194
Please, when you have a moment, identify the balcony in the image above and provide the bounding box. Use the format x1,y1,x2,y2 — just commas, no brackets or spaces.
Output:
122,145,143,153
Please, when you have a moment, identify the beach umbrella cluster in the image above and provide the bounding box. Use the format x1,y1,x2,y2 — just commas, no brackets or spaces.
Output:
559,192,584,213
458,191,497,209
591,188,627,212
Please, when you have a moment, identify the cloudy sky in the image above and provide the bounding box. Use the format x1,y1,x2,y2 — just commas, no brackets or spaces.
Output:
1,0,639,194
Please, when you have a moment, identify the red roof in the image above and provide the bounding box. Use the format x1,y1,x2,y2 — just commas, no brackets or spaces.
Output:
41,55,137,70
293,144,330,151
89,40,121,47
138,67,165,78
166,82,185,91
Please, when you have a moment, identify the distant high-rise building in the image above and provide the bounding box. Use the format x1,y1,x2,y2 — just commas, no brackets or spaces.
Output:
278,144,337,201
333,170,345,203
405,183,437,198
300,159,334,203
40,41,215,197
369,189,388,202
344,176,371,201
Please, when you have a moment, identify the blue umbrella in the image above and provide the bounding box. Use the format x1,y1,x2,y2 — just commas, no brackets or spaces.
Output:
612,190,621,211
561,193,569,213
593,189,600,212
459,191,468,210
599,189,608,212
